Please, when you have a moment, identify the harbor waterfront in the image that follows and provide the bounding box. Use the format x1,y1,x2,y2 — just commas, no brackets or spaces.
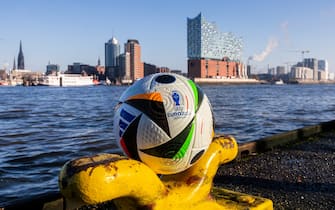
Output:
1,84,335,204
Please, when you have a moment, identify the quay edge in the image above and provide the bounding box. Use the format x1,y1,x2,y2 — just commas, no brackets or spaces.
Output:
1,119,335,210
215,120,335,210
237,119,335,158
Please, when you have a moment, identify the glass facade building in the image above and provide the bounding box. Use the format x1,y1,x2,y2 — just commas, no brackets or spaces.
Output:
187,13,243,61
318,59,328,80
105,37,121,82
105,37,120,68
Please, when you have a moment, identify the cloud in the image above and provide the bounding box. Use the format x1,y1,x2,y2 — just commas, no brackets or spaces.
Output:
249,38,279,62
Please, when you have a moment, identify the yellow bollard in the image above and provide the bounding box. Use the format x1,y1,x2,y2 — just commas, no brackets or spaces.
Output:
59,154,166,209
59,135,273,210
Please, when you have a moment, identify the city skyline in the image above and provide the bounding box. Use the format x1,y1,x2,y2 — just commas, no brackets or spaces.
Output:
0,0,335,73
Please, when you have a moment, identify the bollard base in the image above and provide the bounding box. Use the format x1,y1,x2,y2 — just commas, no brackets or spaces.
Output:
211,187,273,210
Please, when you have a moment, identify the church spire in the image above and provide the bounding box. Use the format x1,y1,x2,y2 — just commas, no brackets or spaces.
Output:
17,40,25,70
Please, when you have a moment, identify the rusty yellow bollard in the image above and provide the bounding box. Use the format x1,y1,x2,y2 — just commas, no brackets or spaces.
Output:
59,135,273,210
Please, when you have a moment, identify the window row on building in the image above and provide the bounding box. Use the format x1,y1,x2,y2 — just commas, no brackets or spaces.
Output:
187,13,243,62
187,13,245,79
105,38,143,84
188,59,247,79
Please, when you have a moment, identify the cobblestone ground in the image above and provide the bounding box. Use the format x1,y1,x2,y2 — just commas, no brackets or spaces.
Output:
214,131,335,210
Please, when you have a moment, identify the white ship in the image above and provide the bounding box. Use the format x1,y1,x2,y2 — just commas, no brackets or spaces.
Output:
41,74,95,87
273,79,284,85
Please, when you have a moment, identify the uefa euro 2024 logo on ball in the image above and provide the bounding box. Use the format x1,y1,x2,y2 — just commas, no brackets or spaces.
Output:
172,91,180,106
168,90,190,119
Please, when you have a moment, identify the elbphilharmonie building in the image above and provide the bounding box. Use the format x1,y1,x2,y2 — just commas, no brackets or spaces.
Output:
187,13,247,79
187,13,243,61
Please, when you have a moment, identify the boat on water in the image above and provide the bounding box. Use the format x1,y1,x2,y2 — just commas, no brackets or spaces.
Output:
40,74,96,87
0,81,9,86
272,79,284,85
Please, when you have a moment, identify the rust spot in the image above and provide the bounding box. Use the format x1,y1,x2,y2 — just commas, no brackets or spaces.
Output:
104,162,118,172
164,189,169,196
218,139,235,149
172,182,182,188
109,164,118,172
65,154,128,178
186,175,202,185
142,203,155,210
166,184,173,190
214,134,232,140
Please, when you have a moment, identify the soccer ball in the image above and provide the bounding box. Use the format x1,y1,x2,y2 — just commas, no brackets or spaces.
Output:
113,73,214,174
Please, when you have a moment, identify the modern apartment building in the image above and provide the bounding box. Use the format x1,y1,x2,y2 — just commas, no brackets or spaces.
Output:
289,58,331,81
290,67,314,81
318,59,329,80
301,58,318,81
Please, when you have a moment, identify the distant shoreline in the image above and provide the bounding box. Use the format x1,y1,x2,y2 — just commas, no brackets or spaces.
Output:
293,80,335,85
194,77,335,85
194,77,262,85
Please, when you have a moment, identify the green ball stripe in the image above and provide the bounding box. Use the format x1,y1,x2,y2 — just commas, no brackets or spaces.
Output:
188,80,198,111
173,121,195,159
139,118,194,159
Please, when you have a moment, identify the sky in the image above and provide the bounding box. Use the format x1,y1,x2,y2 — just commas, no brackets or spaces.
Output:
0,0,335,73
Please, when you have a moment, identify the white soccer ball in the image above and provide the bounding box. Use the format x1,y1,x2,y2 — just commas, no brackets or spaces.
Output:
113,73,214,174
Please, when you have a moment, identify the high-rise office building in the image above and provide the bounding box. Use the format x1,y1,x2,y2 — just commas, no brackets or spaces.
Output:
268,67,276,75
187,13,245,79
125,39,143,80
318,59,328,80
17,41,25,70
105,37,120,67
303,58,318,81
105,37,120,81
276,66,286,75
119,52,131,82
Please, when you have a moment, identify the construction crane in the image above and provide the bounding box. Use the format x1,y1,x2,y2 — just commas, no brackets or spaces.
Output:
300,50,310,61
288,49,310,62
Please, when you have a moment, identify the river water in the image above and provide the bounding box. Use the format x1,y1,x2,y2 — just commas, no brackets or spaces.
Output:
1,84,335,203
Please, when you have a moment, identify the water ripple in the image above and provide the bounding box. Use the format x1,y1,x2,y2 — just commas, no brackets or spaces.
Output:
0,84,335,203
